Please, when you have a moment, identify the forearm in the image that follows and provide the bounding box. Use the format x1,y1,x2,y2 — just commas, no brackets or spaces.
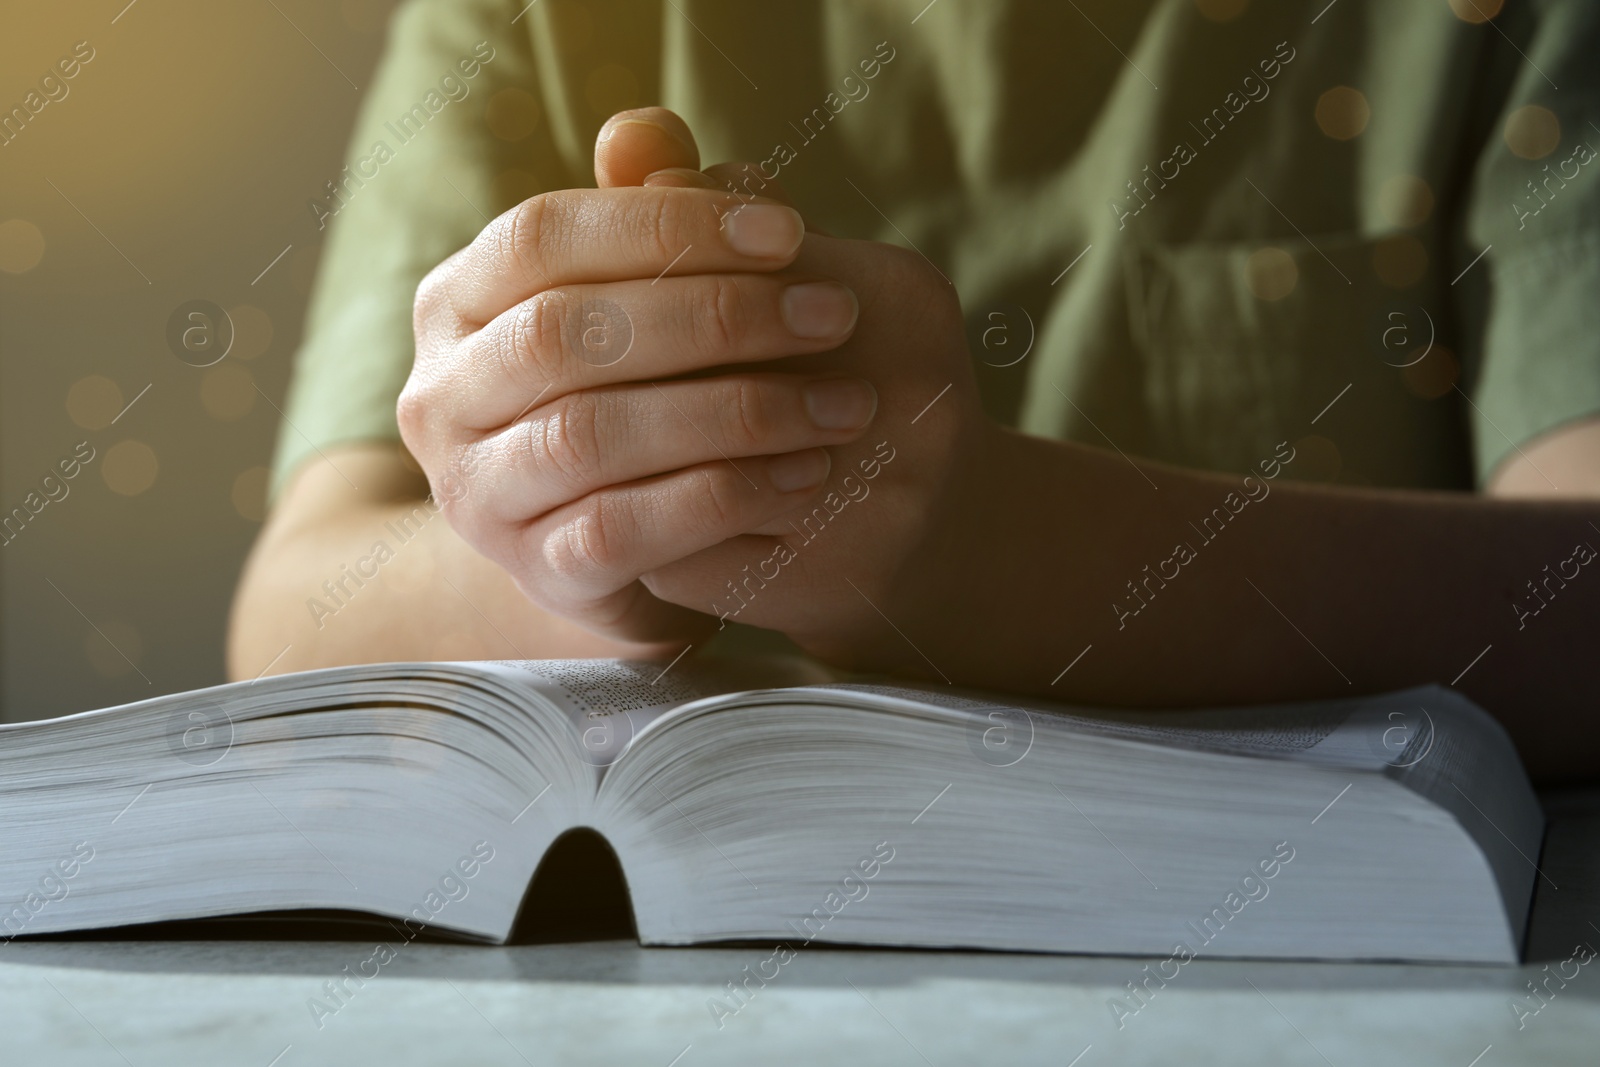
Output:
899,428,1599,782
226,448,674,680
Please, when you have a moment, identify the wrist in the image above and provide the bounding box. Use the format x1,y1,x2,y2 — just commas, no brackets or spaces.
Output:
865,416,1021,665
917,418,1029,609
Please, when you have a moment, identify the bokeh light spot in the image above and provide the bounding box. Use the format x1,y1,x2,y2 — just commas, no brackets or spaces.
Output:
0,219,45,274
67,375,124,430
226,304,274,361
1504,105,1560,160
1404,345,1460,400
1377,175,1434,228
1316,86,1371,141
201,364,257,421
1245,246,1298,301
1449,0,1505,24
102,440,159,496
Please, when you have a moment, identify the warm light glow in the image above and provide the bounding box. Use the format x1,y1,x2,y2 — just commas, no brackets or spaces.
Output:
1504,105,1561,160
226,304,274,361
1403,346,1459,400
1448,0,1505,24
1245,246,1298,301
66,375,124,430
102,440,159,496
201,364,257,422
1316,86,1370,141
1377,175,1434,228
0,219,46,274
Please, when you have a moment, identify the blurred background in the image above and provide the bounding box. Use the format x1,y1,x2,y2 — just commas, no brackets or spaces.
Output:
0,0,413,722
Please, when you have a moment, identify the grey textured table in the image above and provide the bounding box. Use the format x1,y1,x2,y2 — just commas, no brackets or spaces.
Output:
4,793,1597,1067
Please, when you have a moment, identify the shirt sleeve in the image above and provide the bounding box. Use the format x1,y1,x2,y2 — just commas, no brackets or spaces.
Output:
268,0,572,499
1460,0,1600,487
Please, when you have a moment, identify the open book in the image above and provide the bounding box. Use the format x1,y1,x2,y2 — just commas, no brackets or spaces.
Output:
0,658,1542,963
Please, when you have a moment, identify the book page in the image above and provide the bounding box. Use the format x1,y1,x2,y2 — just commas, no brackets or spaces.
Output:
473,661,1445,772
483,660,707,766
483,656,833,765
782,682,1355,759
802,682,1482,773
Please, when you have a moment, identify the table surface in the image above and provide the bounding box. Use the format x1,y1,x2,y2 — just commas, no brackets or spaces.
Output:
4,793,1597,1067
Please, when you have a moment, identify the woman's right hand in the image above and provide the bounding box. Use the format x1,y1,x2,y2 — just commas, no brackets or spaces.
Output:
397,111,872,644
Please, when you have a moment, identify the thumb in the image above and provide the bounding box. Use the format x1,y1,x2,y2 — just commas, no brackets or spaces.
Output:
595,107,700,188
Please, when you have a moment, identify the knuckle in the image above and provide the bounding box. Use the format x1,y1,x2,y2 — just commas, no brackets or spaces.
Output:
641,189,686,268
414,250,470,336
412,268,445,331
688,466,743,534
395,380,435,446
544,497,625,581
512,290,567,383
690,274,744,355
431,445,481,515
504,192,557,281
435,476,497,554
442,493,487,547
525,393,602,486
724,377,772,448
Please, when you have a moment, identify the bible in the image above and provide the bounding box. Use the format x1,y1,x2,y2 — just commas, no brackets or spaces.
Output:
0,657,1542,963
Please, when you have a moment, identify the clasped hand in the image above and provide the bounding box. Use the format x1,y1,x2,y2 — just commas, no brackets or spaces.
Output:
399,107,994,663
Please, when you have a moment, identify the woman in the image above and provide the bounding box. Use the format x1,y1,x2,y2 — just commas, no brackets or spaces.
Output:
231,0,1600,780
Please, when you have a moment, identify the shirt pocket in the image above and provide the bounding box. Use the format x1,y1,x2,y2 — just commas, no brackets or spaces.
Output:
1122,234,1470,488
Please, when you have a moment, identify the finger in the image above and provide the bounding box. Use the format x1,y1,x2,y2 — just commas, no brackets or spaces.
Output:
424,187,807,328
642,167,720,190
455,272,860,428
700,162,798,210
554,579,719,646
595,107,699,188
465,374,878,523
638,533,792,621
522,449,834,620
701,162,833,234
652,162,831,238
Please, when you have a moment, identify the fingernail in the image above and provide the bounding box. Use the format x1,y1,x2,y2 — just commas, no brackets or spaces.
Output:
643,167,716,189
723,204,805,258
781,282,859,339
803,378,878,431
767,448,831,493
600,117,672,144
